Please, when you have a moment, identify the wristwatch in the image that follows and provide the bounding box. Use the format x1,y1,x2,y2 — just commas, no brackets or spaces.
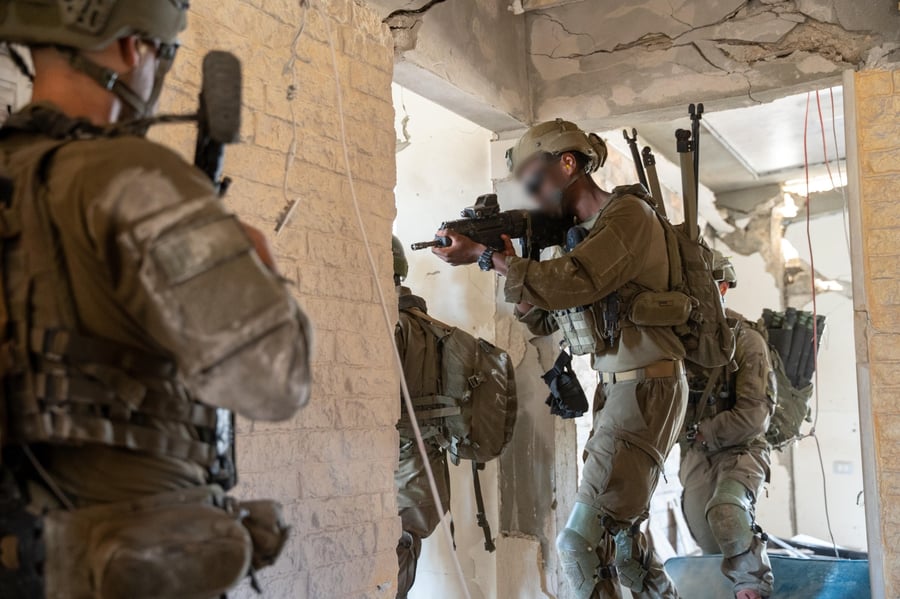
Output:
478,247,496,272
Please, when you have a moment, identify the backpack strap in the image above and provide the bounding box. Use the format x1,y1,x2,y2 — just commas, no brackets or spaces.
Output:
655,212,684,292
471,461,495,553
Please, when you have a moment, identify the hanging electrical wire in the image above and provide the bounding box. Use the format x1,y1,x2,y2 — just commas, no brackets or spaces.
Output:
801,90,839,558
313,3,473,596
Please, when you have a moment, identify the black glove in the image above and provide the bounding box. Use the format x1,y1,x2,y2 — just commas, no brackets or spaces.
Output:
542,349,589,419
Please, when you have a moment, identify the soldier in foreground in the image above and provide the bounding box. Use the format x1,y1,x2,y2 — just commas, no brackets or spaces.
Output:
392,236,452,598
680,252,775,599
432,119,686,598
0,2,312,597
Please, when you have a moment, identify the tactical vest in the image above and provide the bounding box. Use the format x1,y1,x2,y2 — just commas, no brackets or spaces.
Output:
0,116,234,489
684,315,773,450
550,218,606,355
684,313,744,424
551,192,704,359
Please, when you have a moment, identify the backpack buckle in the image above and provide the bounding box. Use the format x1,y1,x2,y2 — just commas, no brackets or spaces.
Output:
468,373,485,389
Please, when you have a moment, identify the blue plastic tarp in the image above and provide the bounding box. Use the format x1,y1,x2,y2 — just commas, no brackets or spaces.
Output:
665,555,870,598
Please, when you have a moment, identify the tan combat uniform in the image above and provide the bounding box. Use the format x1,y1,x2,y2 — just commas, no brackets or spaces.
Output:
394,289,451,599
510,185,687,599
0,104,311,598
680,308,775,597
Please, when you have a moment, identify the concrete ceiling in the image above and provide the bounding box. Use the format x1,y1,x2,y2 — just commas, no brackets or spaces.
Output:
636,86,846,194
525,0,899,127
378,0,900,134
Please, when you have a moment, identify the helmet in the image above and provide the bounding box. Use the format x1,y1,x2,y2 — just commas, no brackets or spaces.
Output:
392,235,408,281
506,119,608,176
0,0,188,50
712,250,737,288
0,0,189,120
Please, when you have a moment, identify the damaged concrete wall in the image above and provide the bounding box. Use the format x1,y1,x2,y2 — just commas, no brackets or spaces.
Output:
527,0,900,127
846,67,900,597
382,0,532,131
155,1,400,597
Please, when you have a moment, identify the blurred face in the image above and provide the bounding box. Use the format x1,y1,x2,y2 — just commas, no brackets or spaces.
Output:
517,153,577,215
718,281,730,298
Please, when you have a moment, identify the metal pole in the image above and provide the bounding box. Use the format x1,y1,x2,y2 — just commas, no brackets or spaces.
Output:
623,128,649,191
642,146,667,218
676,128,699,240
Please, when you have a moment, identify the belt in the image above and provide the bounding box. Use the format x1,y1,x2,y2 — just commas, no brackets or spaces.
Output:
601,359,683,384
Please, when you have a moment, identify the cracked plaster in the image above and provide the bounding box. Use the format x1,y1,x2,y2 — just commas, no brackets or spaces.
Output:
528,0,899,125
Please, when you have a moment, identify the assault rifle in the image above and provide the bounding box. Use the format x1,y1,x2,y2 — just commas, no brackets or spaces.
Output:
411,194,569,260
194,51,242,196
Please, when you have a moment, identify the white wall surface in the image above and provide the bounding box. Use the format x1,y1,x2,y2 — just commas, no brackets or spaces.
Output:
786,212,866,550
392,83,501,599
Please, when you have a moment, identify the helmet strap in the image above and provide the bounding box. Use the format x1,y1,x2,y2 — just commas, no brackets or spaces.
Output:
548,169,584,208
63,42,177,124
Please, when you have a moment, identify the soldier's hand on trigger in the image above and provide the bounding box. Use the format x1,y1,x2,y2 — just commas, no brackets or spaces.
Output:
241,222,278,273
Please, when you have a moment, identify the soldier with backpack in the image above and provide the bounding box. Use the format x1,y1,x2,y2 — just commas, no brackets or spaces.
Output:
679,252,775,599
431,119,698,599
393,235,516,598
0,2,312,596
393,236,452,599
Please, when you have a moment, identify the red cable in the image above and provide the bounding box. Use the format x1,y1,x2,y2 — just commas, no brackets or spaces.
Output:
805,90,840,557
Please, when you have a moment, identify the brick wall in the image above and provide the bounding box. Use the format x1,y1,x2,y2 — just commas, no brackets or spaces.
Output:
154,1,400,597
850,68,900,597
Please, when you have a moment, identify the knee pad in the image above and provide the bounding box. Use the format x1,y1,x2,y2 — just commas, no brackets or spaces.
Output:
705,478,755,558
556,503,606,599
614,527,648,593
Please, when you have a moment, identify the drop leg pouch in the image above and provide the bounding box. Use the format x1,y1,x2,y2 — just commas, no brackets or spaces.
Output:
43,485,252,599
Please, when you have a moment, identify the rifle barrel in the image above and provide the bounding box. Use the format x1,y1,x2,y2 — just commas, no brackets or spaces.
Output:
411,239,449,250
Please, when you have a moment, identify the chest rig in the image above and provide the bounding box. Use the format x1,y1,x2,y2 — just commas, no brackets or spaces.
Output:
0,111,235,490
551,219,611,355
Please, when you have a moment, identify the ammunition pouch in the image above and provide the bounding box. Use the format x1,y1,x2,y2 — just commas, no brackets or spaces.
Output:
552,306,602,355
629,291,694,327
42,485,282,599
542,349,588,419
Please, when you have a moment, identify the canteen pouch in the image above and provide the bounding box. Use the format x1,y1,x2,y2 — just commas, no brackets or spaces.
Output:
238,500,290,570
43,486,252,599
629,291,694,327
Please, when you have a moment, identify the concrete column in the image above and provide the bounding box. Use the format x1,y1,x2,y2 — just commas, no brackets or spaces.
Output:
845,67,900,599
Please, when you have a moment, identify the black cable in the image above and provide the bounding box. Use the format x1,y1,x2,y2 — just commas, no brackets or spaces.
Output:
385,0,449,21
